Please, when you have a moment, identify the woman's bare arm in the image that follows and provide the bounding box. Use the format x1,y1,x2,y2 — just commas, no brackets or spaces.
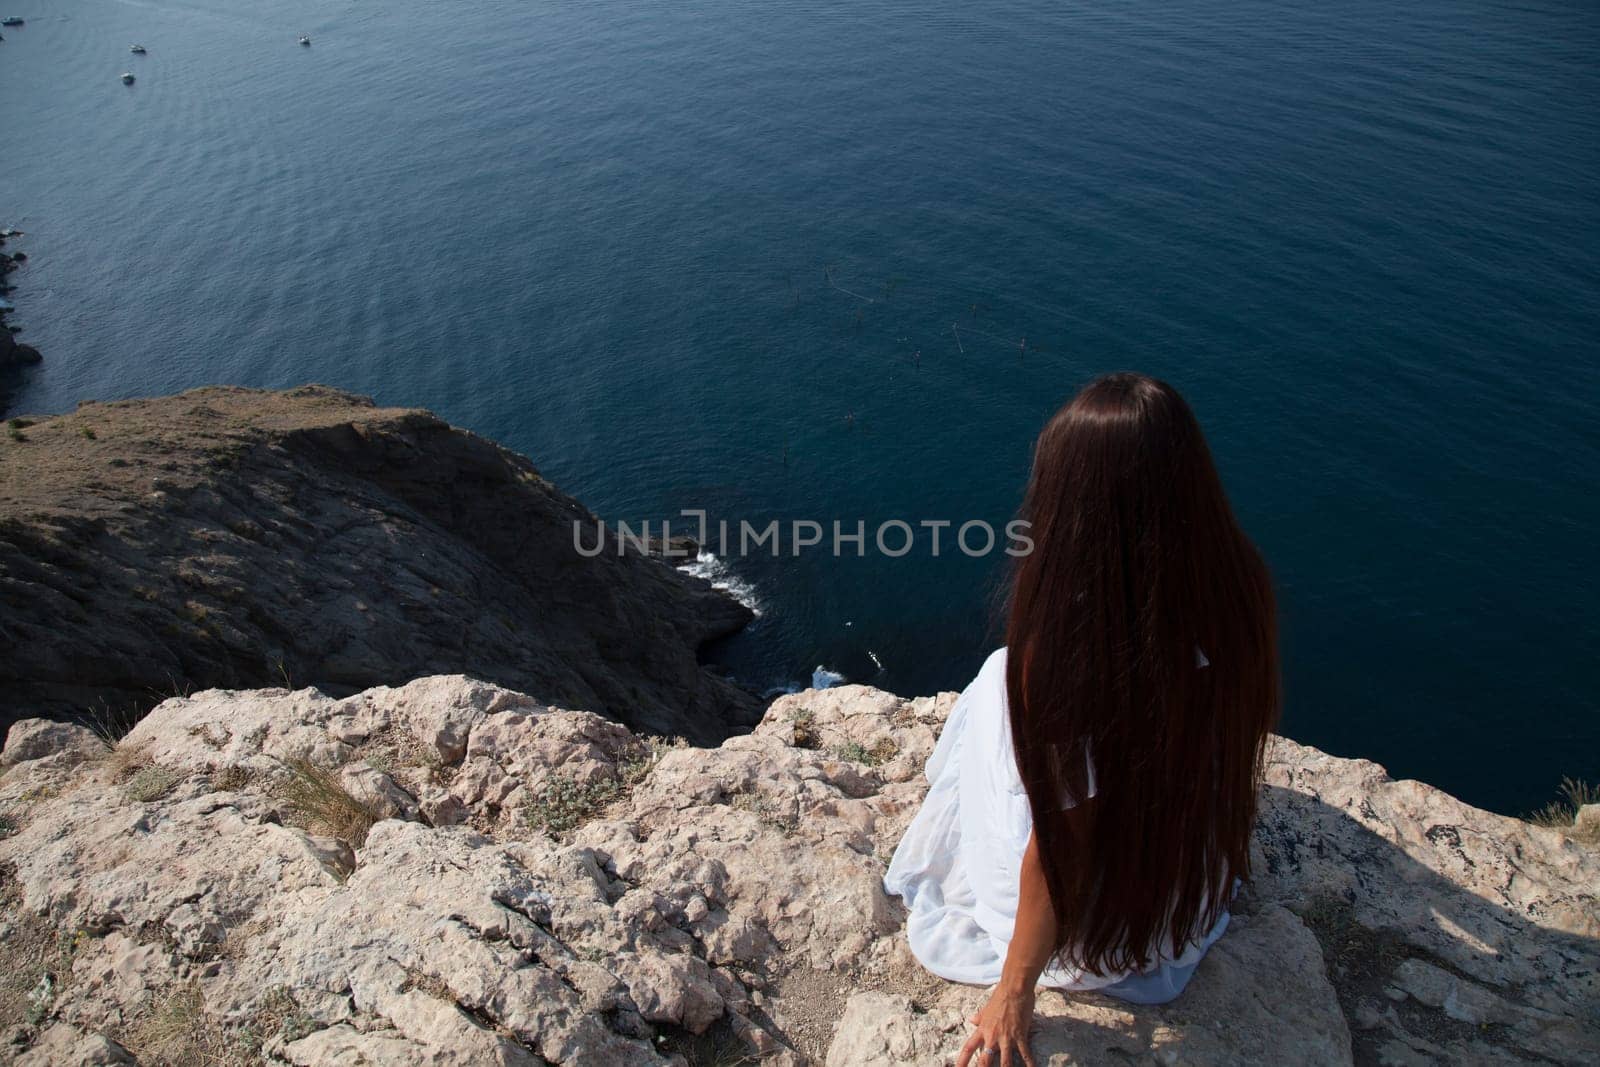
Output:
957,830,1054,1067
1003,829,1058,992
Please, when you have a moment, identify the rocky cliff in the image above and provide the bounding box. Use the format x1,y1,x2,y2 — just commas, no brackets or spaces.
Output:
0,677,1594,1066
0,386,756,742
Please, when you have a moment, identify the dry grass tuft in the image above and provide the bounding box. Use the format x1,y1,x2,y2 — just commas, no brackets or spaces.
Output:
658,1018,760,1067
127,981,255,1066
789,707,820,750
83,699,141,749
103,739,155,784
830,737,899,767
1528,777,1598,840
125,764,182,803
274,758,382,847
208,765,256,793
352,726,451,796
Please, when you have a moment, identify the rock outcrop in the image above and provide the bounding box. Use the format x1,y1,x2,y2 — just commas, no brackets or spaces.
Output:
1,677,1594,1065
0,386,757,742
0,329,42,374
0,228,42,414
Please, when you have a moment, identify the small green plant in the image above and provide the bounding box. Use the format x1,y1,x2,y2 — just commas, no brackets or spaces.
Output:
79,426,97,440
241,985,317,1050
0,813,16,839
618,735,686,787
54,927,91,961
731,791,796,836
524,772,622,835
25,973,53,1025
832,740,870,764
1528,777,1597,833
6,427,24,443
831,737,899,767
275,758,382,847
364,750,397,776
125,764,181,803
7,418,31,430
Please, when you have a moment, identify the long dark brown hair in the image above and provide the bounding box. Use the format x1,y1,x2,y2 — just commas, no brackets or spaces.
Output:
1005,372,1279,976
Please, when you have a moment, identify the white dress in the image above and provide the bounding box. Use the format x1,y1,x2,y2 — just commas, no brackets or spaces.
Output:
882,648,1229,1001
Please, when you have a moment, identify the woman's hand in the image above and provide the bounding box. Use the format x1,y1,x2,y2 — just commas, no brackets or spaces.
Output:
956,982,1037,1067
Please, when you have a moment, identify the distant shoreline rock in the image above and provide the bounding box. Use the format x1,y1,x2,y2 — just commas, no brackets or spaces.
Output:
0,385,759,743
0,228,41,414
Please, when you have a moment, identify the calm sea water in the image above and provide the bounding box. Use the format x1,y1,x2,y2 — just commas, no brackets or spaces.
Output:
4,0,1597,814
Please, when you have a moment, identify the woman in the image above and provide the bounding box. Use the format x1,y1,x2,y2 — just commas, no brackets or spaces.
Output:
884,373,1279,1067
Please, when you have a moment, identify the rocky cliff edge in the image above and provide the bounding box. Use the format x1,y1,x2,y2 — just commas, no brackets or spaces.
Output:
0,677,1595,1065
0,386,756,743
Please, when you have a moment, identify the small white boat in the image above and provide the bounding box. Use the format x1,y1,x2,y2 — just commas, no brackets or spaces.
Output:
298,34,310,46
1,17,25,27
121,71,135,84
130,44,147,54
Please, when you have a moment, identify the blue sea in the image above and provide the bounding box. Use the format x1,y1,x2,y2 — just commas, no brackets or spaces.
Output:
4,0,1596,815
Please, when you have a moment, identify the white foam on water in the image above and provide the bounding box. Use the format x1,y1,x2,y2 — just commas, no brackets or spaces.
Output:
683,550,763,617
811,665,845,689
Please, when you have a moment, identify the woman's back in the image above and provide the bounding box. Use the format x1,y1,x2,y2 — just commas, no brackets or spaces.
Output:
884,372,1278,1053
888,646,1233,993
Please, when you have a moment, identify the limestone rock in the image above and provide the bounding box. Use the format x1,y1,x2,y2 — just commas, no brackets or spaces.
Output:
829,904,1352,1066
13,1026,134,1066
1574,803,1600,843
825,993,947,1067
0,676,1593,1066
338,763,418,820
1,719,107,766
1255,738,1600,1064
612,951,726,1033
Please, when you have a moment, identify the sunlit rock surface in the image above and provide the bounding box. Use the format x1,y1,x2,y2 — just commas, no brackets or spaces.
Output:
1,677,1594,1065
